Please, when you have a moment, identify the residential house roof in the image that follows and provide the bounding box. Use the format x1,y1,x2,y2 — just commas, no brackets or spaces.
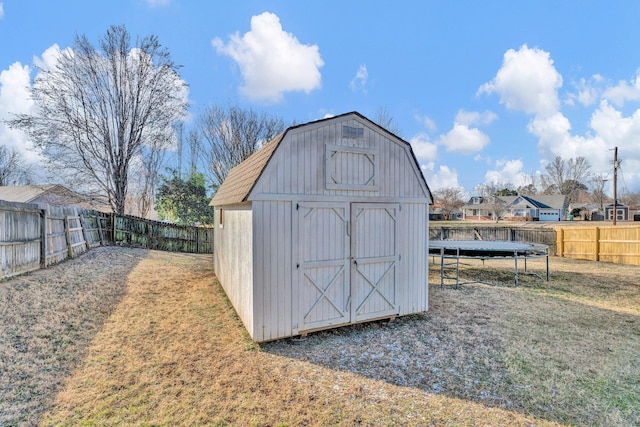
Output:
0,185,66,203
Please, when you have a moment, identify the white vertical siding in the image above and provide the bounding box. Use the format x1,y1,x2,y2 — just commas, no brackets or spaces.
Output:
213,205,254,338
252,200,293,342
398,203,429,314
250,117,430,201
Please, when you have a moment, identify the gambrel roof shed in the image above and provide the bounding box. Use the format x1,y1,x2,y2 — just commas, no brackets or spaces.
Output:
210,112,432,342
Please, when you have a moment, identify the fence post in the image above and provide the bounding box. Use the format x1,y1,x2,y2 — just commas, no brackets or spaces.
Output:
40,207,48,268
80,214,91,250
112,213,117,244
556,227,564,257
96,214,104,245
594,227,600,262
64,216,73,258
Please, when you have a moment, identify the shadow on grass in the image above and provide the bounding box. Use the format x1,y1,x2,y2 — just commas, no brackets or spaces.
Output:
263,263,640,426
0,246,148,426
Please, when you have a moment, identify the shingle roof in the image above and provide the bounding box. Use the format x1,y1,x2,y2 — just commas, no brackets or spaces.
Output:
209,133,284,206
0,185,58,203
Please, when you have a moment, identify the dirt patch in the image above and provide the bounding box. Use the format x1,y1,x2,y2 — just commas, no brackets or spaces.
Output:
1,248,638,426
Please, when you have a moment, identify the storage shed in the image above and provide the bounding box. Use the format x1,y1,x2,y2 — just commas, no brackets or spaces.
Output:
210,112,433,342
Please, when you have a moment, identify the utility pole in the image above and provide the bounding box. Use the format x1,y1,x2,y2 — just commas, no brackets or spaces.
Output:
613,146,618,226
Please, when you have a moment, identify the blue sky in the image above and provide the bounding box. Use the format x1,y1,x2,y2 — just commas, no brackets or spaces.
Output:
2,1,640,196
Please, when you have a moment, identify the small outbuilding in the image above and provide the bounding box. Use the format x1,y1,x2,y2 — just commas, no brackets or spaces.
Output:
210,112,433,342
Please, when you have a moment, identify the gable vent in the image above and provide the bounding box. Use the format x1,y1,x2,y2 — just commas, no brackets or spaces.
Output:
342,125,364,139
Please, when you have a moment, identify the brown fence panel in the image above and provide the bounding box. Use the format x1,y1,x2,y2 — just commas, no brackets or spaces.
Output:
0,200,41,278
556,225,640,265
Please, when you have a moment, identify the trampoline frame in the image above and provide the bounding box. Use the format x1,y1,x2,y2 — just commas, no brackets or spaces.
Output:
429,240,550,288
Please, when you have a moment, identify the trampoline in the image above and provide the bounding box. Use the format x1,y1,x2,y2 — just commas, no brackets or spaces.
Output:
429,240,549,287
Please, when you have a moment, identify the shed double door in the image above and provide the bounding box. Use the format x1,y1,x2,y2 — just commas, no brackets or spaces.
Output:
297,202,399,332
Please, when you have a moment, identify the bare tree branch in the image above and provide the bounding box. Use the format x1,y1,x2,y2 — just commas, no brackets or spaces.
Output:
7,25,188,214
0,145,32,186
198,104,286,188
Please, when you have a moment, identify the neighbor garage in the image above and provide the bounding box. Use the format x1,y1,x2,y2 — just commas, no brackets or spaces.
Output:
210,112,433,342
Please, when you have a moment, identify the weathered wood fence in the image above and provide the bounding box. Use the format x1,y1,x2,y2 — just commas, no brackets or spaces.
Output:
1,200,213,280
429,225,557,254
112,214,213,253
556,225,640,265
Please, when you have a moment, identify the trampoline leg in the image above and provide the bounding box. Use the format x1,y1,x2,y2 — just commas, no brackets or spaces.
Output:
514,252,519,287
440,248,445,288
546,255,549,281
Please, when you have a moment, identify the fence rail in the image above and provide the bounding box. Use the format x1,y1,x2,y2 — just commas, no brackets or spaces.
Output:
556,225,640,265
1,200,213,280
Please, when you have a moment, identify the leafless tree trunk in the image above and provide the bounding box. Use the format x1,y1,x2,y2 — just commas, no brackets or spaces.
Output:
7,25,188,215
590,173,609,214
0,145,32,186
198,104,286,188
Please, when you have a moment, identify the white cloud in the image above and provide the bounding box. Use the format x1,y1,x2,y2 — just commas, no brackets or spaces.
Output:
439,123,490,154
484,158,526,186
212,12,324,102
602,70,640,107
0,62,40,164
415,113,436,131
409,133,437,163
420,162,461,191
349,65,368,93
0,3,4,19
454,109,497,126
528,100,640,190
566,76,602,107
32,44,67,71
478,44,562,117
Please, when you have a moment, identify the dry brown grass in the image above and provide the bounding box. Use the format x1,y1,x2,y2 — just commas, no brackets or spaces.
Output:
1,247,638,426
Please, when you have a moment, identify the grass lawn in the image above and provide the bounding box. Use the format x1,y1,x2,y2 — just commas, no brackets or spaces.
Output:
1,247,638,426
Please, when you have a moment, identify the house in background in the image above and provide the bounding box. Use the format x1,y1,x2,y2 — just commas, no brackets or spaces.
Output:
461,196,495,220
461,194,567,221
0,184,159,218
503,195,567,221
209,112,433,342
0,185,108,211
605,203,629,221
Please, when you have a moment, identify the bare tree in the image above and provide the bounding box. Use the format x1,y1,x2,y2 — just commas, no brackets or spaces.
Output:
0,145,32,186
517,172,540,196
8,25,188,214
590,173,609,213
542,156,592,203
433,187,465,220
198,104,286,188
373,106,402,136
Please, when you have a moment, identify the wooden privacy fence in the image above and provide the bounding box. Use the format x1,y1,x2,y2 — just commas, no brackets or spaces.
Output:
429,225,557,254
1,200,214,280
0,201,109,279
556,225,640,265
112,215,214,253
